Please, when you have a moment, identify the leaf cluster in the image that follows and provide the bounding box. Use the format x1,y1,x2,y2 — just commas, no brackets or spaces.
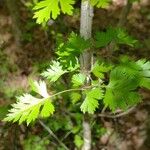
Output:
33,0,111,24
95,27,137,48
56,32,91,67
4,81,55,125
104,56,150,111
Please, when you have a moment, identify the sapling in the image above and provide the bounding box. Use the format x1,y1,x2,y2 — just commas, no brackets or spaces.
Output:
4,0,150,149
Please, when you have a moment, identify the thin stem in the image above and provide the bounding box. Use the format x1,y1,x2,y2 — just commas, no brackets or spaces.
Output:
49,85,100,99
39,120,69,150
97,106,136,119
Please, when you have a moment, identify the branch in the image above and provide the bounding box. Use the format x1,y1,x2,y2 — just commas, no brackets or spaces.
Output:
49,85,99,99
39,120,69,150
97,106,136,119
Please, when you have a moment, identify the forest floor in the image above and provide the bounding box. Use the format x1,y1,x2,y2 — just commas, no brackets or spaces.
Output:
0,0,150,150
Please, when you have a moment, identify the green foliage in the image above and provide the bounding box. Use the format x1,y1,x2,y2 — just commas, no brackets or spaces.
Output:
0,106,9,120
74,135,83,148
95,27,137,48
70,92,81,104
137,59,150,89
81,88,104,114
33,0,75,23
104,56,150,111
41,61,67,82
56,32,91,67
91,61,112,78
72,73,86,87
4,24,150,124
90,0,111,8
32,0,111,24
23,135,49,150
4,80,55,125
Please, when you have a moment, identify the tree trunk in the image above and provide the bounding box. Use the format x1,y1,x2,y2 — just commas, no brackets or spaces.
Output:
80,0,94,150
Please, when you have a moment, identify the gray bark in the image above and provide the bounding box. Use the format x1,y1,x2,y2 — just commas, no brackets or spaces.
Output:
80,1,94,150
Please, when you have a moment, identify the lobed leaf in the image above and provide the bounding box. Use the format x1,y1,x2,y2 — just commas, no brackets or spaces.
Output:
80,88,104,114
4,94,55,125
90,0,111,8
72,73,86,87
95,27,137,48
33,0,75,24
4,81,55,125
41,61,67,82
56,32,91,68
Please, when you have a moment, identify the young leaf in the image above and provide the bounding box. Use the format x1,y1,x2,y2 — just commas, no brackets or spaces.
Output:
95,27,116,48
95,27,137,48
4,80,55,125
72,73,86,87
80,88,104,114
56,32,91,67
30,80,49,97
92,61,112,78
41,61,67,82
90,0,110,8
136,59,150,89
33,0,75,24
104,57,142,111
41,98,55,117
4,94,55,125
74,135,83,148
70,92,81,104
116,28,137,47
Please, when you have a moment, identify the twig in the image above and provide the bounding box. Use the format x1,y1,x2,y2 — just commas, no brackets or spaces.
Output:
61,131,72,142
49,85,102,100
97,106,136,119
39,120,69,150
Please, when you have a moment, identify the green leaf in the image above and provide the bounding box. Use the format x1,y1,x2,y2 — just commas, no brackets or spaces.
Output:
92,61,112,78
104,56,143,111
67,58,80,72
41,61,67,82
95,27,137,48
136,59,150,89
60,0,75,15
74,135,83,148
70,92,81,104
33,0,75,24
90,0,110,8
41,98,55,117
80,88,104,114
4,94,55,125
30,80,49,97
116,28,138,47
0,106,9,120
56,32,91,68
4,80,55,125
72,73,86,87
